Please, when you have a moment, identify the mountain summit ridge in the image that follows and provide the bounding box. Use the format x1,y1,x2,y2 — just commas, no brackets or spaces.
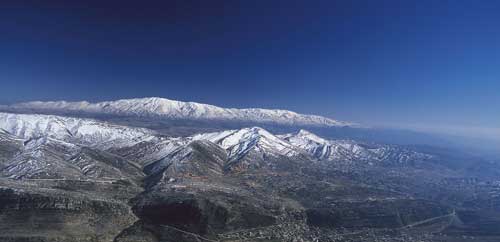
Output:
4,97,355,127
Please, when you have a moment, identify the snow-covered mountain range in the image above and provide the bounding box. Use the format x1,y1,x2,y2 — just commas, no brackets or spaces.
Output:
0,112,432,180
3,97,354,127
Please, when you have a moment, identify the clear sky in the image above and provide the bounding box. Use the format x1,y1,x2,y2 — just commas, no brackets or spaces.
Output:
0,1,498,139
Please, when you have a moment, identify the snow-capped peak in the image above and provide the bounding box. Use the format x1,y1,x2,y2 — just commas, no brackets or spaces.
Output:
296,129,329,144
193,127,299,161
6,97,355,127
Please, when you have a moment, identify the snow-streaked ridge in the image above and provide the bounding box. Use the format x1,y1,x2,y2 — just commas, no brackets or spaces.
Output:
8,97,354,127
281,129,433,163
0,112,153,149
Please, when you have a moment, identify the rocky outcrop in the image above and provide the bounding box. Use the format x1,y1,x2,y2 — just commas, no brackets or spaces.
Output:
0,179,141,242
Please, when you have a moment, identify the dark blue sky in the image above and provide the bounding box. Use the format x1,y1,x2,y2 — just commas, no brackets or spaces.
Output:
0,0,499,138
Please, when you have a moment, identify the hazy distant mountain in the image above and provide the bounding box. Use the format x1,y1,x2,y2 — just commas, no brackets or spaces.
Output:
3,97,354,127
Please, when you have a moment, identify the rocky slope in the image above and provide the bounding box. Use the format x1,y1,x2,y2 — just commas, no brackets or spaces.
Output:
0,178,141,242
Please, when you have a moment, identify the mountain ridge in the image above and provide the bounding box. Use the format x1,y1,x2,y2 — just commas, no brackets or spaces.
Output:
0,112,433,170
2,97,356,128
0,112,154,149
